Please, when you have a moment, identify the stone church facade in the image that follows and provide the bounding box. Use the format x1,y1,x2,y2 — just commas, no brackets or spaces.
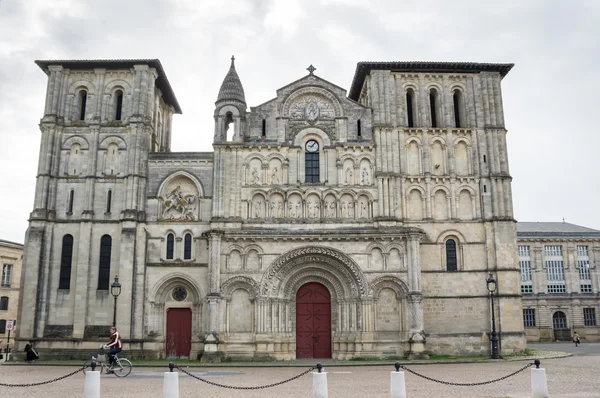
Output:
17,58,525,360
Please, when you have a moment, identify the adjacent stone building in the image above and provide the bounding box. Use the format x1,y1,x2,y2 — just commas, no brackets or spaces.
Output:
518,222,600,342
17,58,525,360
1,239,23,353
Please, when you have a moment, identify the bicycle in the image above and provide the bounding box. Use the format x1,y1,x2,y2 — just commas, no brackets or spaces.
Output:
83,346,132,378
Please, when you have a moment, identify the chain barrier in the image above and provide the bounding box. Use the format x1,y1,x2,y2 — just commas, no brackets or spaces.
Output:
398,362,534,387
176,364,315,390
0,366,85,388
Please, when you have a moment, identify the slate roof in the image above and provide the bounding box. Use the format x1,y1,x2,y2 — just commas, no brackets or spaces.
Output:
216,57,246,105
348,61,514,101
35,59,182,114
517,222,600,238
0,239,24,247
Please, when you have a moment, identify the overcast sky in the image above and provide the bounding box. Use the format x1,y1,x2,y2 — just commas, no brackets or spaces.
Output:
0,0,598,244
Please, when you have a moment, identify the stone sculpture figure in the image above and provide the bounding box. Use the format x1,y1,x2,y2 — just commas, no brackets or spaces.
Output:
162,185,197,220
296,202,302,218
361,168,370,185
251,167,260,184
277,202,283,218
361,201,367,218
254,200,262,218
341,201,348,218
345,167,354,185
329,201,336,218
270,201,276,218
271,166,279,184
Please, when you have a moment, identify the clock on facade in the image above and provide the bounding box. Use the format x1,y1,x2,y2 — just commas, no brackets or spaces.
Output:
305,140,319,152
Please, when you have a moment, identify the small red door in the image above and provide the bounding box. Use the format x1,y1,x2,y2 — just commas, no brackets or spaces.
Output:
166,308,192,358
296,282,332,358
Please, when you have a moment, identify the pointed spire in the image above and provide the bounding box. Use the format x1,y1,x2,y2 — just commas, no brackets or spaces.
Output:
216,55,246,105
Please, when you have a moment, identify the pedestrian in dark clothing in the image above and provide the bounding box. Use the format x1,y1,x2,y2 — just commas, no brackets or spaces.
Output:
24,342,39,363
573,331,581,347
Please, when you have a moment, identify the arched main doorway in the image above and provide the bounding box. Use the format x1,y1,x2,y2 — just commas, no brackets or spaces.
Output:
296,282,332,358
552,311,570,341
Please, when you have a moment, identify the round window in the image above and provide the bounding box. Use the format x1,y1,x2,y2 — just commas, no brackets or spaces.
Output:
172,287,187,301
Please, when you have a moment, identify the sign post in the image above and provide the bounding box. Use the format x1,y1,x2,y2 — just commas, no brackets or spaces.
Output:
5,320,14,361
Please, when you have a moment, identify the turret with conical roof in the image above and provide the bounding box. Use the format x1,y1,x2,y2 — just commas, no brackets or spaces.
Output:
214,56,247,143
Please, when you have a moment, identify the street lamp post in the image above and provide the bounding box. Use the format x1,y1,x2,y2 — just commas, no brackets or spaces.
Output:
111,276,122,327
486,272,500,359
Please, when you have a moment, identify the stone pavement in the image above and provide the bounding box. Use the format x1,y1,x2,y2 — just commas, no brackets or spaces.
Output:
0,355,598,397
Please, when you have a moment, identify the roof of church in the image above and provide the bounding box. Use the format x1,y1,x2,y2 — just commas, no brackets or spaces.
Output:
216,56,246,105
348,61,514,101
34,59,182,114
517,222,600,238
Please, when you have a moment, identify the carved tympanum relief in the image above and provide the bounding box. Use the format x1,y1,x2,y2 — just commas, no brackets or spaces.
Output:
290,95,335,125
160,176,199,220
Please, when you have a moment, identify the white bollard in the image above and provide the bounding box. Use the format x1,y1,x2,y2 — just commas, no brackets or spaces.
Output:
531,367,549,398
83,371,101,398
313,364,328,398
390,371,407,398
163,370,180,398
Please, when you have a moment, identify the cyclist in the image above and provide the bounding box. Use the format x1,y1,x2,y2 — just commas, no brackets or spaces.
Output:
103,326,122,373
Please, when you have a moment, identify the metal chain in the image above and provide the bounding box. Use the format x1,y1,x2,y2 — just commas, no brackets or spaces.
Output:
398,362,533,387
0,367,85,388
176,365,315,390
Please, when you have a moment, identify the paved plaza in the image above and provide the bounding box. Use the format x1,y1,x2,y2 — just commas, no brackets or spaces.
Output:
1,349,600,398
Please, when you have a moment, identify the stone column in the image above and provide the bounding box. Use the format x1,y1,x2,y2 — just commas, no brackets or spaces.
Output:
407,233,426,358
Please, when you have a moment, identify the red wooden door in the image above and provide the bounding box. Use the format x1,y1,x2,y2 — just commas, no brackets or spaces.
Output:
166,308,192,358
296,282,331,358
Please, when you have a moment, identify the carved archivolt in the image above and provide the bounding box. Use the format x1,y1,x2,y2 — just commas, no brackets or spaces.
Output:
99,135,127,150
62,135,90,150
282,87,343,119
260,246,367,298
284,270,344,300
220,275,259,300
149,273,203,304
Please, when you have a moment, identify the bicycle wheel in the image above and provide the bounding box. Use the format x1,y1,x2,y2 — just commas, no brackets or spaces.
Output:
83,358,105,375
112,358,132,377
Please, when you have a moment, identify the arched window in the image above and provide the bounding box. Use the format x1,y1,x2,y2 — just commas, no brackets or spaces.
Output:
446,239,458,271
552,311,568,329
78,90,87,121
225,111,235,141
453,90,464,128
357,119,362,137
184,233,192,260
304,140,320,183
166,233,175,260
114,90,123,121
406,89,416,127
68,190,75,213
429,89,440,128
0,296,8,311
98,235,112,290
106,190,112,213
59,234,74,289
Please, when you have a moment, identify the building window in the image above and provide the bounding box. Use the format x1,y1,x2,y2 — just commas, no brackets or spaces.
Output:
98,235,112,290
552,311,568,329
0,319,5,332
114,90,123,121
106,190,112,213
68,190,74,213
446,239,458,271
262,119,266,137
1,264,12,288
304,140,320,183
578,245,591,280
523,309,536,328
406,89,415,127
581,284,593,293
184,233,192,260
584,308,597,326
78,90,87,121
429,89,440,128
521,285,533,294
357,119,362,137
453,90,463,128
59,234,74,289
0,297,8,310
545,246,564,292
166,233,175,260
518,245,532,294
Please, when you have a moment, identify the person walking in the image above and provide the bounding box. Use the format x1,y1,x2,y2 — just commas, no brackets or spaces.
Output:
573,331,581,347
24,342,39,363
103,326,122,373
